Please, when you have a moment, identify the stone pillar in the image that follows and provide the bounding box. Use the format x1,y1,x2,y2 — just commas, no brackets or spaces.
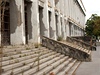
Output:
48,0,56,40
66,21,70,37
57,14,62,37
73,25,75,36
41,0,49,38
29,0,40,43
10,0,25,45
63,19,67,39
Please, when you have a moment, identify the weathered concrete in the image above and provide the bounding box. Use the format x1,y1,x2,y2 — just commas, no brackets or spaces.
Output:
48,0,56,40
30,0,40,43
1,46,81,75
10,0,25,45
57,14,62,38
40,0,49,38
0,0,86,45
75,46,100,75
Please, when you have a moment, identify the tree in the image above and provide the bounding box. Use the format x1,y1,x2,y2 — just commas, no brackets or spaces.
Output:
85,14,100,39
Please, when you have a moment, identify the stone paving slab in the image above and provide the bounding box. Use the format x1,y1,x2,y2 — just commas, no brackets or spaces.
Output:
75,46,100,75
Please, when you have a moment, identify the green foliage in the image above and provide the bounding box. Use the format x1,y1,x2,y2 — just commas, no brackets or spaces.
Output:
34,43,40,48
26,47,30,50
85,14,100,39
57,36,63,41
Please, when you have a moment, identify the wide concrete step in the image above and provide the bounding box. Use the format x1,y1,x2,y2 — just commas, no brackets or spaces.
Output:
1,49,47,62
3,48,46,57
47,58,73,75
67,61,81,75
2,50,54,72
3,48,46,60
2,50,53,66
1,47,81,75
57,59,77,75
2,52,62,75
2,46,46,55
23,55,67,75
3,47,30,54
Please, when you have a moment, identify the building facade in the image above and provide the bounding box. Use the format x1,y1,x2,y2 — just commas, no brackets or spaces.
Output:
0,0,86,45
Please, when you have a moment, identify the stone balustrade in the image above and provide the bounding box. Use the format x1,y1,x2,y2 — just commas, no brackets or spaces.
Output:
66,37,96,51
41,36,91,61
71,36,96,51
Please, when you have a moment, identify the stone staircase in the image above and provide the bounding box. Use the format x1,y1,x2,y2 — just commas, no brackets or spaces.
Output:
0,36,95,75
42,36,91,61
1,46,81,75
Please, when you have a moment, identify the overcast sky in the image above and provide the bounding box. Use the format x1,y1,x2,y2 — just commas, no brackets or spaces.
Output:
82,0,100,19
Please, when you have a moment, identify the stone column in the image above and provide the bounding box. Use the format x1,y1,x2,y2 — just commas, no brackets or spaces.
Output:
49,0,56,40
10,0,25,45
66,21,70,37
62,17,66,40
73,25,76,36
57,14,62,37
63,19,67,39
41,0,49,38
29,0,40,43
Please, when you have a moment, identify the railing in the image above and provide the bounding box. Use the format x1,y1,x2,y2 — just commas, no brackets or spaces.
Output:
41,36,91,61
66,37,96,51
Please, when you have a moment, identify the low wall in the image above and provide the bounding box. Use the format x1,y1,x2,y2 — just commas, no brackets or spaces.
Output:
42,36,91,61
66,37,96,51
72,36,96,46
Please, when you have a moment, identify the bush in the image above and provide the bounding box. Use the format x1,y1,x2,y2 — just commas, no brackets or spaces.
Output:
34,43,40,48
57,36,63,41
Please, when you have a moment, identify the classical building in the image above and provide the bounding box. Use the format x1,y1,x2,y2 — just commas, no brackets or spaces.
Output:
0,0,86,45
1,1,97,75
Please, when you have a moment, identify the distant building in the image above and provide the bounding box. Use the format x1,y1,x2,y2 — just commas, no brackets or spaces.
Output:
0,0,86,45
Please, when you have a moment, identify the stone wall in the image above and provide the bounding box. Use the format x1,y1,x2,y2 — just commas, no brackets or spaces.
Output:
66,37,96,51
72,36,96,45
42,36,91,61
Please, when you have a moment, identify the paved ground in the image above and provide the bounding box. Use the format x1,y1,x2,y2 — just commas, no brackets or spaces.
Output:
75,46,100,75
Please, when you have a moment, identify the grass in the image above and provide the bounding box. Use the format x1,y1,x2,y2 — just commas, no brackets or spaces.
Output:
34,43,40,48
26,47,30,50
23,62,26,65
57,36,63,41
10,57,14,59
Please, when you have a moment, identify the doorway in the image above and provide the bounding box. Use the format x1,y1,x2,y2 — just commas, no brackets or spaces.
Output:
55,14,58,37
39,6,44,37
1,2,10,45
48,11,52,38
24,1,28,44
